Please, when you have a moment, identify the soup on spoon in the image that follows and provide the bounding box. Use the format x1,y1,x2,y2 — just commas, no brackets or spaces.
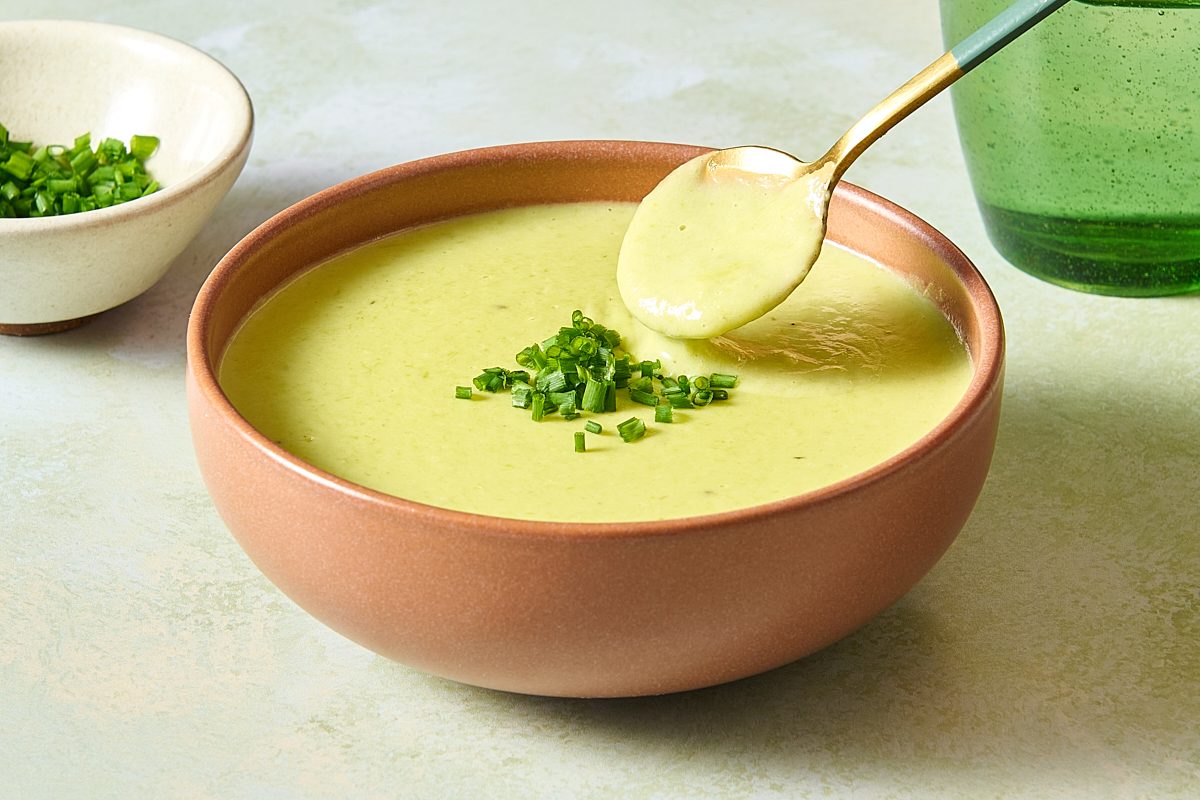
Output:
618,0,1070,339
617,148,834,340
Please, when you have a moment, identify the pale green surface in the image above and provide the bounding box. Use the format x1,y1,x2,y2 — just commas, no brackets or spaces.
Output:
1,1,1196,797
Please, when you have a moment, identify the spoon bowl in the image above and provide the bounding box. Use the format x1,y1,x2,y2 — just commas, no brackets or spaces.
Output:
617,149,833,339
705,145,813,181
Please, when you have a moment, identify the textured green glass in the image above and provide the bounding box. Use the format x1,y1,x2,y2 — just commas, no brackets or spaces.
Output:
941,0,1200,296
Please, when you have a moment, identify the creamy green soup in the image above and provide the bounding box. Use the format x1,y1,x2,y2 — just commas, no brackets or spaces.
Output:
219,202,972,523
618,151,833,339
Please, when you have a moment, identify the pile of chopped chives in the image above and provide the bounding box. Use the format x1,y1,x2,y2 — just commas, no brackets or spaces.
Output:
0,122,160,218
460,309,739,450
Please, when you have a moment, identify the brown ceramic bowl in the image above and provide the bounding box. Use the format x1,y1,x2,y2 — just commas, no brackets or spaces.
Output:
187,141,1004,698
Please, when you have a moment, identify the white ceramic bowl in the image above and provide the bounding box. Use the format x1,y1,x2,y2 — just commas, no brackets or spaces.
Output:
0,20,253,334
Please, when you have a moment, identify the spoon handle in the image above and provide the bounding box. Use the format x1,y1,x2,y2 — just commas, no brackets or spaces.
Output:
818,0,1070,182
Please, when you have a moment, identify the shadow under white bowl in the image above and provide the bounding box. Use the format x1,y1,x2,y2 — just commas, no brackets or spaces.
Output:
0,20,253,333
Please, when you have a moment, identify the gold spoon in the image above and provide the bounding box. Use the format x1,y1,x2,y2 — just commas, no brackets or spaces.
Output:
619,0,1071,339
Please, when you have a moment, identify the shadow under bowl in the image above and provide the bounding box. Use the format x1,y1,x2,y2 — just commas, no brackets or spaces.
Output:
187,140,1004,697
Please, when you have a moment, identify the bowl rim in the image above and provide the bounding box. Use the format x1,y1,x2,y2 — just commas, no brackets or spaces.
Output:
188,139,1004,540
0,19,254,233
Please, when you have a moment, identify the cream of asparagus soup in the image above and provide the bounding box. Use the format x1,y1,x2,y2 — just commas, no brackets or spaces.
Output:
218,202,972,523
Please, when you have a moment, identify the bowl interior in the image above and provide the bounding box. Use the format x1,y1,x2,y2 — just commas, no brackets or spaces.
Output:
193,141,1003,527
0,20,250,187
198,142,998,382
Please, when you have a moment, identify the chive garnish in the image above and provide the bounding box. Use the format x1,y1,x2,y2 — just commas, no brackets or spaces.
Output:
460,310,739,446
629,388,659,407
617,416,647,443
603,381,617,413
536,369,568,393
455,386,472,399
0,124,160,218
574,431,587,452
511,382,533,408
581,378,607,413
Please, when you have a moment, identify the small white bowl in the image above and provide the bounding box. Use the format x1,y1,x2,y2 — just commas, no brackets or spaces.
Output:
0,20,253,334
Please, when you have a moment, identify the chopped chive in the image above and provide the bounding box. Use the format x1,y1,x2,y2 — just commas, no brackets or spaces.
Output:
516,344,548,370
536,369,567,393
2,150,35,181
455,386,472,400
511,382,533,408
580,378,605,412
629,376,652,393
617,416,647,443
462,309,742,444
629,388,658,406
0,124,160,217
129,134,159,162
604,381,617,413
574,431,587,452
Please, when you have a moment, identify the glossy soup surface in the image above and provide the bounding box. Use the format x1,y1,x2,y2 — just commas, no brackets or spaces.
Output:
219,202,972,523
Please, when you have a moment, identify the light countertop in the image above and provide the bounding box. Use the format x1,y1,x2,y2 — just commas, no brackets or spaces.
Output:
2,1,1197,797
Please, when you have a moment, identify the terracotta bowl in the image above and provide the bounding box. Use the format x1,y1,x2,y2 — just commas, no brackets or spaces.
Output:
0,20,253,334
187,141,1004,698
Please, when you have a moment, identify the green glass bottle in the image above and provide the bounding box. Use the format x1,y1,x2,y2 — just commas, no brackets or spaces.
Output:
940,0,1200,296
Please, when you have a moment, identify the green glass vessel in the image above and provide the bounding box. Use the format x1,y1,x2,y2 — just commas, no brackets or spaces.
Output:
941,0,1200,296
